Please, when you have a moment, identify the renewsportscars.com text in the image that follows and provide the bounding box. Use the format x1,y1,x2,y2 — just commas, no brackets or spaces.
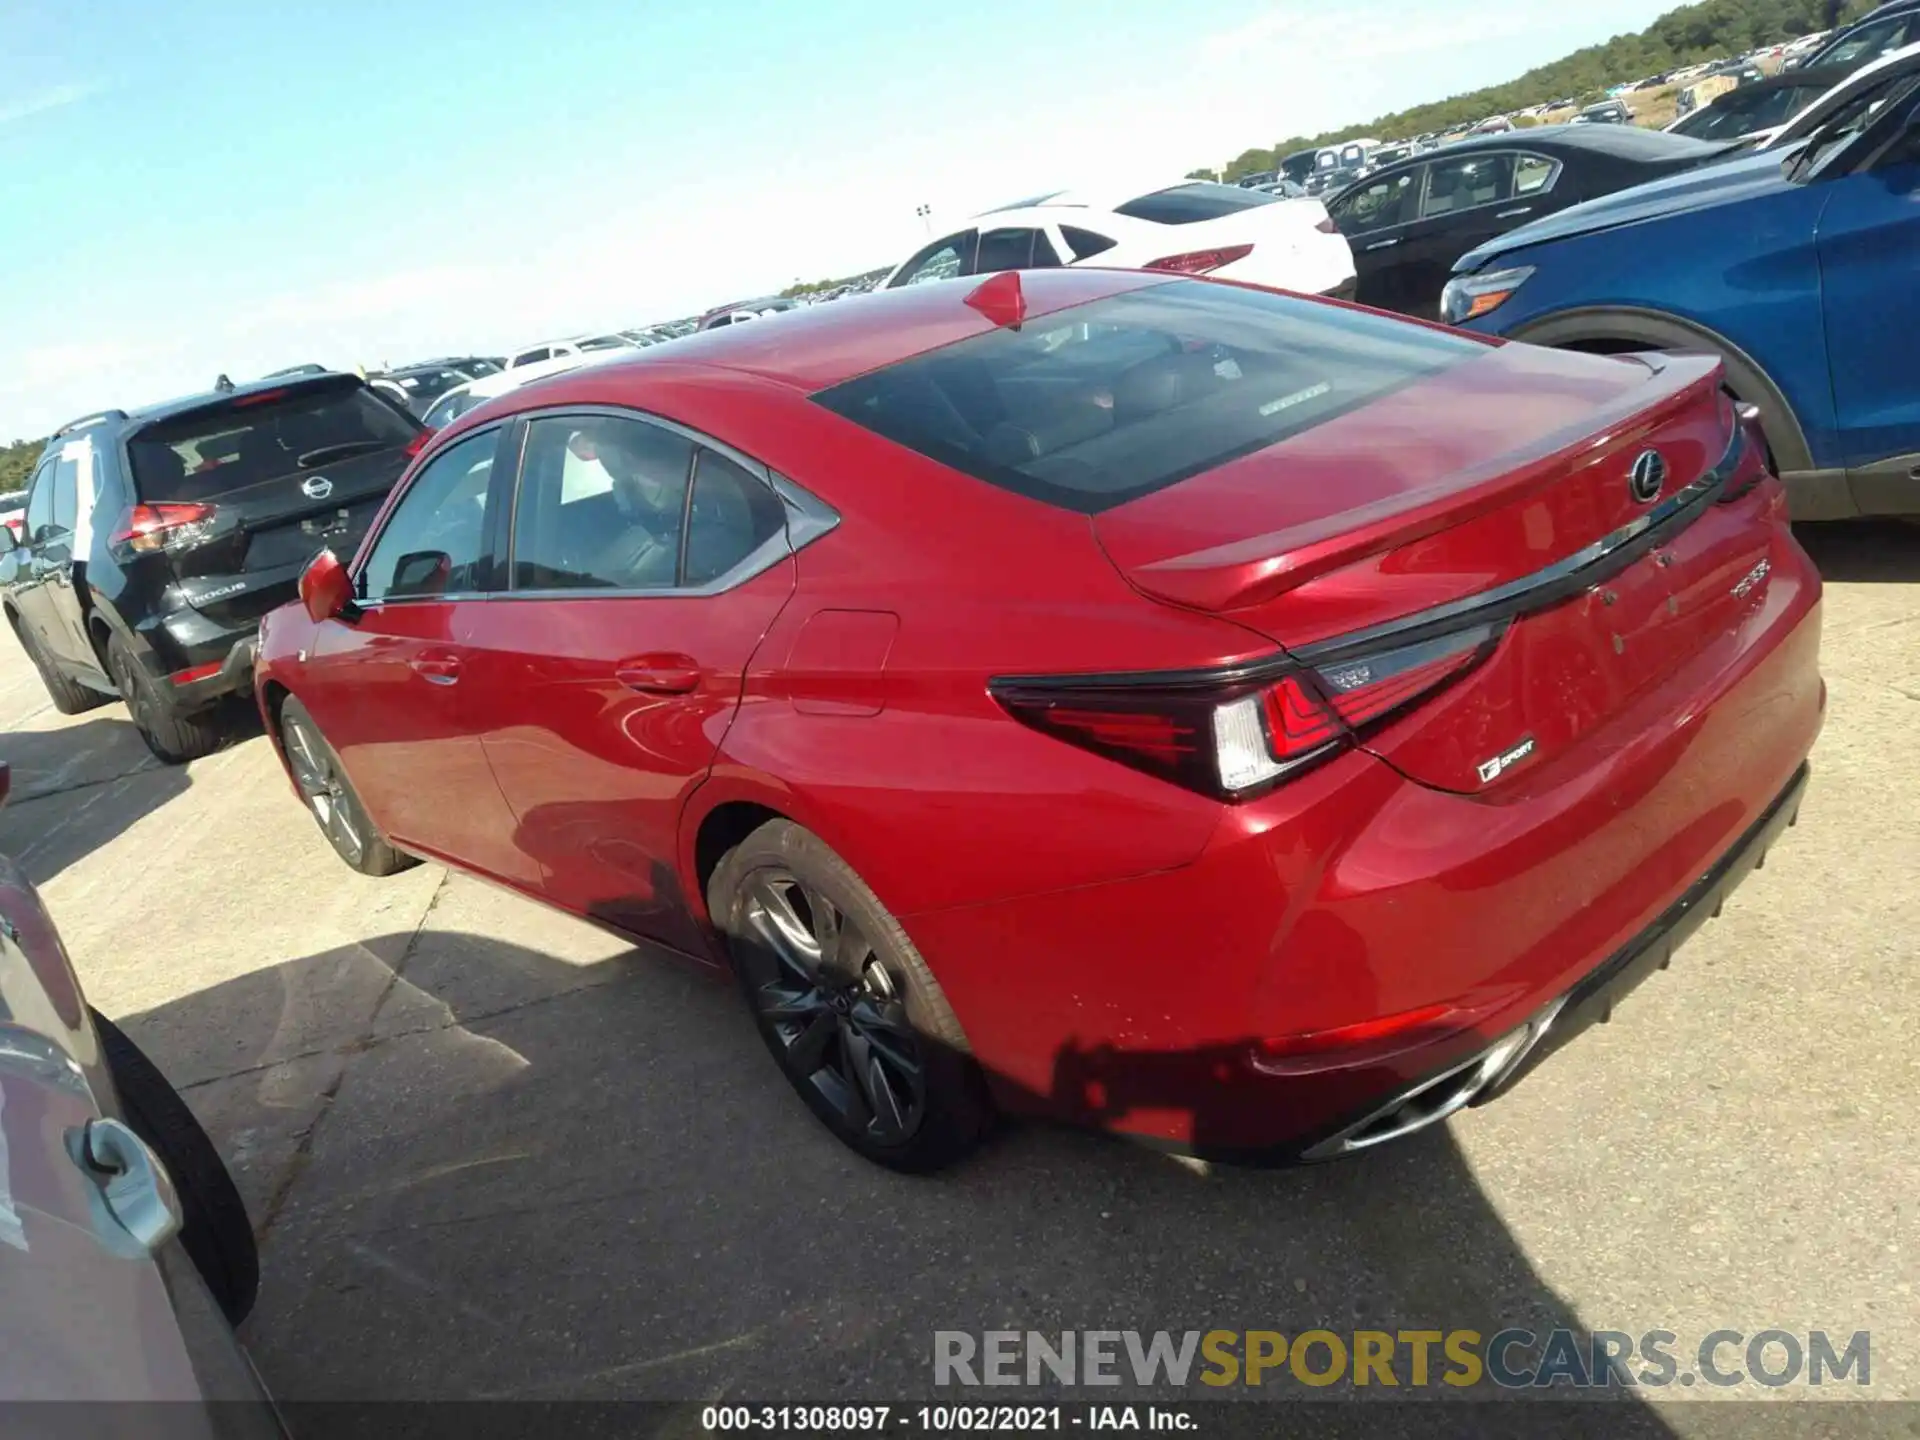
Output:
933,1328,1871,1390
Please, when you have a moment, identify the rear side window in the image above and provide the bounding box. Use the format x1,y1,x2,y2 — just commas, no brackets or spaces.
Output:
1114,182,1279,225
1061,226,1118,260
814,279,1483,514
684,448,787,586
127,382,418,504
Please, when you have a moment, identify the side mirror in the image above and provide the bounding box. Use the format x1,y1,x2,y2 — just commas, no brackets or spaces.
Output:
299,548,357,623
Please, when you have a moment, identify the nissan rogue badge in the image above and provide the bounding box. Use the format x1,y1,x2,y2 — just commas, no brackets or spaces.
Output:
301,475,334,501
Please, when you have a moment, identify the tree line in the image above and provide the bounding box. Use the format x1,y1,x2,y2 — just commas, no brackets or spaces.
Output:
0,438,42,494
1196,0,1875,181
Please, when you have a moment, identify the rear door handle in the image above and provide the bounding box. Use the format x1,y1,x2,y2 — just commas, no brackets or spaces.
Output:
614,653,703,694
1365,237,1400,250
410,652,462,685
1496,206,1533,219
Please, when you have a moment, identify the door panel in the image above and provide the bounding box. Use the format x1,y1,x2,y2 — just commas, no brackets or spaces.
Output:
1817,152,1920,496
464,564,795,949
301,601,532,883
1397,152,1521,320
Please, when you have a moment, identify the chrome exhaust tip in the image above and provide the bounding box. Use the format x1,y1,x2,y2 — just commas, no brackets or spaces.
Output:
1301,996,1566,1160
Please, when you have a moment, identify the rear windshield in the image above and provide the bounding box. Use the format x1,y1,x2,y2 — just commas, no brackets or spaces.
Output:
814,279,1484,513
127,381,419,502
1114,182,1280,224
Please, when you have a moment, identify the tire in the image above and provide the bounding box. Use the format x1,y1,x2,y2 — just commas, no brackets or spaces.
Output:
277,696,418,876
11,615,108,715
93,1010,259,1326
709,820,993,1172
104,632,225,764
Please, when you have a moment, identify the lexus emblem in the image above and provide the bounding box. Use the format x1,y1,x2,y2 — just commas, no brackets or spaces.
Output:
1627,450,1666,504
300,475,334,501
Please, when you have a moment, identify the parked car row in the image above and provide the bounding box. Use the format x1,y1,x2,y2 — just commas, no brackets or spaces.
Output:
1444,47,1920,523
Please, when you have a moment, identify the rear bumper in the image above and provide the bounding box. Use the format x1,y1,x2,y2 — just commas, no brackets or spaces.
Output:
166,632,260,709
1289,760,1810,1163
902,521,1825,1156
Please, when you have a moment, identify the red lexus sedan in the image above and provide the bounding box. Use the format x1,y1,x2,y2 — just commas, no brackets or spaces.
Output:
254,268,1824,1171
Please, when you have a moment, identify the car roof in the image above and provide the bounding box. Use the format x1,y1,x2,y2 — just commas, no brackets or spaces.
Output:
1355,123,1726,172
439,267,1170,424
124,372,362,429
970,178,1234,224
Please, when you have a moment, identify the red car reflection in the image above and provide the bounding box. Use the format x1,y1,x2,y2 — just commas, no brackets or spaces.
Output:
254,268,1824,1170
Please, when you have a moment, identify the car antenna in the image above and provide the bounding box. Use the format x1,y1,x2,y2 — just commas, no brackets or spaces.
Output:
214,373,236,392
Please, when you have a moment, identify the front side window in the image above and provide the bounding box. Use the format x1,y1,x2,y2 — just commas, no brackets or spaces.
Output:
1332,170,1421,232
815,278,1483,514
1421,154,1516,217
1113,182,1278,225
893,232,976,287
512,415,694,591
512,348,552,368
358,430,497,601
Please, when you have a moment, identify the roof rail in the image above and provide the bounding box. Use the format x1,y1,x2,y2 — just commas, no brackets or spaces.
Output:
53,409,129,437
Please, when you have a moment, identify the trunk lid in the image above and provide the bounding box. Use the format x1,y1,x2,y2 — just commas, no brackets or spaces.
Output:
1094,342,1765,792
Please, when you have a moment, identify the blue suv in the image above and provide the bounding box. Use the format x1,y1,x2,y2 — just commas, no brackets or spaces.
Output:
1442,67,1920,520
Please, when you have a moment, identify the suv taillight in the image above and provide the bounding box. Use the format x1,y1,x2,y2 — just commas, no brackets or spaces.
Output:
1144,243,1255,275
111,502,218,556
991,624,1502,800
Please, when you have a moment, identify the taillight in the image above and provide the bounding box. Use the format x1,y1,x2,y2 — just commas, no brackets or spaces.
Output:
111,502,218,556
992,623,1500,800
403,429,433,458
1143,243,1254,275
1315,216,1337,234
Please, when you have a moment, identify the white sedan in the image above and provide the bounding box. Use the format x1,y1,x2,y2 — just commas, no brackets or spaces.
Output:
881,180,1356,300
420,349,629,430
502,333,636,370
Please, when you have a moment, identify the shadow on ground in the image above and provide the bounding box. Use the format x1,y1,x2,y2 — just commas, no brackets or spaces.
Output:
0,716,191,882
1795,519,1920,583
124,929,1680,1432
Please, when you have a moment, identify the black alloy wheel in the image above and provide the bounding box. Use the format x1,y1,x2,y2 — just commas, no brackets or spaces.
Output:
277,697,416,876
739,868,928,1146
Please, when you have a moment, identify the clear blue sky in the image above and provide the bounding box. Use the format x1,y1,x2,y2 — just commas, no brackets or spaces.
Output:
0,0,1678,439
